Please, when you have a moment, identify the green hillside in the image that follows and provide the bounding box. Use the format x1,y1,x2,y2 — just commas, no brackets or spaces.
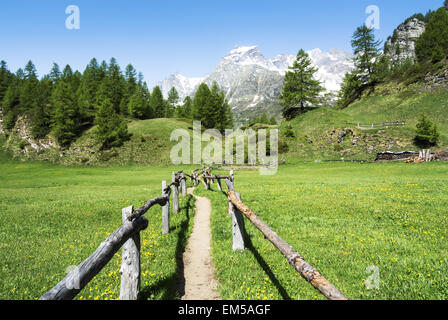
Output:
1,117,194,166
278,83,448,162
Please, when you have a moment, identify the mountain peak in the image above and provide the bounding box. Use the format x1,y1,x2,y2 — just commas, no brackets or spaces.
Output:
158,45,354,118
223,45,266,64
228,45,260,56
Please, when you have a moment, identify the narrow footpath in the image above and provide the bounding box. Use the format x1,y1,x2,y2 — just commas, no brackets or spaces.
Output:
181,188,221,300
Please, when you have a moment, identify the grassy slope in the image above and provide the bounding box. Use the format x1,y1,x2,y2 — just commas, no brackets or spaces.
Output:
2,118,194,167
196,163,448,300
278,86,448,162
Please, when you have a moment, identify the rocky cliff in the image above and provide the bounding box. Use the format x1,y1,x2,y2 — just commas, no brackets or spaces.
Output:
384,18,426,64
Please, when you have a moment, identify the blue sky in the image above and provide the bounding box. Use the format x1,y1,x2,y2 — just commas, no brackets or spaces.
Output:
0,0,444,86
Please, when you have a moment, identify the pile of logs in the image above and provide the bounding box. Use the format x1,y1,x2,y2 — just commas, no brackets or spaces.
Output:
406,149,435,163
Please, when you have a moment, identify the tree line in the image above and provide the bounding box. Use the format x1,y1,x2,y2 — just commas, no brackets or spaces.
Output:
0,58,233,150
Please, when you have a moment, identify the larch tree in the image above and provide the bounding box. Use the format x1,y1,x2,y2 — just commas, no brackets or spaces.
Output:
279,49,324,120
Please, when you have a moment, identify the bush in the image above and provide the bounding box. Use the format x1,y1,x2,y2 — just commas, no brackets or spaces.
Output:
278,139,289,154
414,114,440,148
283,125,295,139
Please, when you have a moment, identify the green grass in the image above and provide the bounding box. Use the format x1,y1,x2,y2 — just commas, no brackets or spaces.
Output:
195,162,448,300
276,86,448,162
345,88,448,137
2,117,196,167
0,157,195,300
1,149,447,300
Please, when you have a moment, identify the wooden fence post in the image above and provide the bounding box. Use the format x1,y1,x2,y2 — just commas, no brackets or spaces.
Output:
181,173,187,197
172,172,179,214
217,178,222,192
229,192,245,250
162,181,170,235
193,173,198,187
202,178,209,190
120,205,141,300
40,215,148,300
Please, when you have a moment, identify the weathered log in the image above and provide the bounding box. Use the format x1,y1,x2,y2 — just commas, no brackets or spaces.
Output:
230,192,245,251
40,215,148,300
172,173,179,214
126,196,168,221
181,173,187,197
120,206,141,300
202,175,231,180
201,178,209,190
224,179,348,301
162,181,170,235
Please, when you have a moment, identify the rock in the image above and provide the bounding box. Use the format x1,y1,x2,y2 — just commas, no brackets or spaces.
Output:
336,129,353,143
385,18,426,64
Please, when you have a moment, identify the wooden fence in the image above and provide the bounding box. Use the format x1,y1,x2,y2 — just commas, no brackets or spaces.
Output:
347,120,406,129
40,166,347,301
40,170,188,300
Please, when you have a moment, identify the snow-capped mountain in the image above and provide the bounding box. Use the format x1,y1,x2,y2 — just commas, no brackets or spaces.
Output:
158,46,353,120
158,73,205,101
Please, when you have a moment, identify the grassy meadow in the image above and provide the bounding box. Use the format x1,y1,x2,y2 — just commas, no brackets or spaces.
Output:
1,149,447,300
196,162,448,300
0,152,196,300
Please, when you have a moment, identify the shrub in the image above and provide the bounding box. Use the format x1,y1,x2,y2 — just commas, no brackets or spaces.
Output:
414,114,440,148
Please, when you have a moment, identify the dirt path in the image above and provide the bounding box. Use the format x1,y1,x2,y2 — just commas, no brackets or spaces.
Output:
181,188,221,300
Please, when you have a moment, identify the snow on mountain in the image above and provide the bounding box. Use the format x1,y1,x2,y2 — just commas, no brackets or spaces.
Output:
158,73,205,102
157,46,353,120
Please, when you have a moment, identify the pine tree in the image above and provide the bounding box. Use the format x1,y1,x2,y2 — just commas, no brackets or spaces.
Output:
95,58,124,113
193,83,212,126
182,96,193,118
415,8,448,63
336,25,381,109
49,63,61,85
210,82,233,130
351,25,382,83
51,80,81,147
28,79,52,138
95,98,130,150
166,87,179,118
121,64,138,115
1,79,20,130
259,113,269,124
142,82,152,116
176,96,192,118
279,49,324,120
78,58,102,117
0,61,12,102
20,61,39,111
336,71,363,109
150,86,166,118
128,86,151,119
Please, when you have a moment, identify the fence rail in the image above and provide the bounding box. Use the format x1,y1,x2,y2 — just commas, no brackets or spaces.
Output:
40,165,347,301
346,120,406,129
224,179,348,300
